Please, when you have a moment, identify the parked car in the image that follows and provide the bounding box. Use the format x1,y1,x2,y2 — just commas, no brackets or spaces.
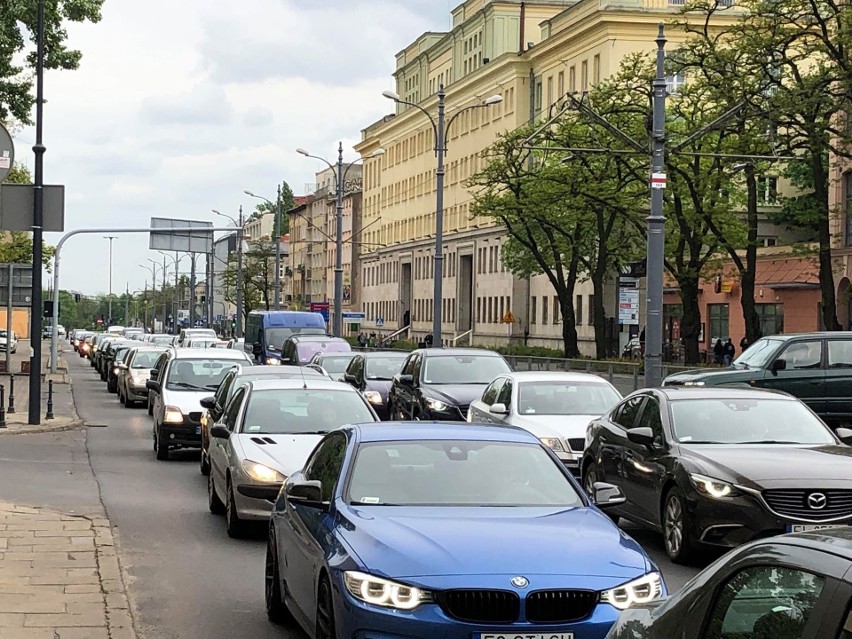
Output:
467,372,622,474
308,352,356,380
663,332,852,426
280,335,350,367
0,330,18,354
606,528,852,639
388,348,512,421
116,347,168,407
57,325,66,337
266,422,665,637
146,348,252,460
198,364,326,476
582,386,852,563
207,378,378,537
342,352,408,419
244,310,327,364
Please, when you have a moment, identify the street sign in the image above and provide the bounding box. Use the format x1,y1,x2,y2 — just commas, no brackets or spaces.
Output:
310,302,329,322
619,277,640,288
618,289,640,325
0,123,13,183
149,217,213,253
501,310,516,324
342,312,365,322
0,184,65,231
376,317,384,327
650,172,667,189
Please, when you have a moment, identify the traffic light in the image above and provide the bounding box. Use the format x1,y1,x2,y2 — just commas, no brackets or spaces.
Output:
200,295,206,304
231,318,236,330
43,301,53,318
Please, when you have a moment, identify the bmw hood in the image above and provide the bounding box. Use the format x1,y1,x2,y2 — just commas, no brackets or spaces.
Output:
237,433,323,477
421,384,486,407
338,505,649,581
510,414,596,441
161,390,212,414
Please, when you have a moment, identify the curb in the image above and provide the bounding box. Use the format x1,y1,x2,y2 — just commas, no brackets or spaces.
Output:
86,514,139,639
0,376,85,436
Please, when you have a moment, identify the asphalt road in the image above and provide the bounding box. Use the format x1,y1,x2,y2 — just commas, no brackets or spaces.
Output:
0,350,702,639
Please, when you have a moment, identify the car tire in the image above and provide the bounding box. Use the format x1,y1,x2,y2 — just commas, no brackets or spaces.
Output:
265,530,294,625
155,427,169,461
583,462,619,524
663,486,695,565
315,576,337,639
208,471,225,515
225,479,246,538
200,449,210,476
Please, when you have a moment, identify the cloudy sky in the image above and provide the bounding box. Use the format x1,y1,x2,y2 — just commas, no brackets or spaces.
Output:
16,0,452,296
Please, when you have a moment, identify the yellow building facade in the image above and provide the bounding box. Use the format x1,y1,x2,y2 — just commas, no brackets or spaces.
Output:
355,0,741,352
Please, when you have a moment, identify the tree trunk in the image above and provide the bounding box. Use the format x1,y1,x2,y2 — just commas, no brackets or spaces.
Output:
591,270,608,359
679,276,702,365
811,148,841,331
742,168,762,342
559,255,581,358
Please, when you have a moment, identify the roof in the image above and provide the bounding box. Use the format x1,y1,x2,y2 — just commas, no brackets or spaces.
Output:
417,348,503,357
248,379,356,392
653,387,797,401
234,365,325,379
504,371,618,384
776,527,852,561
354,421,538,444
170,349,249,361
757,257,819,289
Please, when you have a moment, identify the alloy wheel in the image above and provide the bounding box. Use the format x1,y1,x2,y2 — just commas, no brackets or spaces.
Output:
316,578,336,639
664,494,684,558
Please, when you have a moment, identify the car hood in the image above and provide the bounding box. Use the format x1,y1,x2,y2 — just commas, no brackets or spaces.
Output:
509,414,596,440
337,505,649,581
664,367,759,384
681,444,852,487
420,384,487,407
161,389,215,414
364,380,393,402
236,433,322,477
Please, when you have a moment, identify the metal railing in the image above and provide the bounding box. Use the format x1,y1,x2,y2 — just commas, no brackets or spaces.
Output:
452,330,472,346
379,324,410,344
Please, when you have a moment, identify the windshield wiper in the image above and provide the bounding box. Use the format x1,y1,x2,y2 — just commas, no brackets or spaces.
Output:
169,382,210,392
286,430,329,435
739,440,802,445
679,440,721,444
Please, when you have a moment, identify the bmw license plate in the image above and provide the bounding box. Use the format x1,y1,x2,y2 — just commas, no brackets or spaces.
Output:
476,635,574,639
787,523,849,533
195,426,201,435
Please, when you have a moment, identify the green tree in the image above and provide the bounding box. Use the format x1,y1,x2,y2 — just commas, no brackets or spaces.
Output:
0,0,105,125
250,180,295,236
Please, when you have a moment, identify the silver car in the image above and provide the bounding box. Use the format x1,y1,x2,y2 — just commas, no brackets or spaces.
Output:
467,371,622,474
116,347,167,407
0,330,18,354
206,378,379,538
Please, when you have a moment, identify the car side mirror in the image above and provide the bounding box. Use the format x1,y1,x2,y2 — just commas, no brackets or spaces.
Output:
149,369,159,378
395,373,413,386
836,427,852,446
286,480,327,510
145,380,161,393
593,482,626,509
627,427,657,448
210,425,230,440
280,357,291,364
200,396,216,410
343,373,356,384
117,363,128,370
771,358,787,373
489,402,509,415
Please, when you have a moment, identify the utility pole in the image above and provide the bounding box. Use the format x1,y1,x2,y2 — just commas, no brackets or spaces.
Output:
124,283,129,327
333,142,345,338
433,87,447,347
189,253,197,327
103,236,116,324
162,255,167,334
274,183,282,311
236,206,244,338
173,258,179,334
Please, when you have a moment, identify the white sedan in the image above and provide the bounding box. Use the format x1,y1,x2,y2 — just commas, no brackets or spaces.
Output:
467,371,622,474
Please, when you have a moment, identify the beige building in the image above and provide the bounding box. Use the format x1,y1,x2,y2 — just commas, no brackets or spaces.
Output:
244,212,274,242
354,0,743,353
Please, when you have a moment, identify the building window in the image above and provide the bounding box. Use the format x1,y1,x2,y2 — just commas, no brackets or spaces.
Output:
593,54,601,85
534,77,543,115
569,66,576,92
756,303,784,337
557,71,564,97
552,296,559,324
588,295,594,324
666,72,686,95
758,176,779,204
581,61,588,92
546,76,553,107
708,303,730,343
846,173,852,247
542,296,549,325
575,295,583,326
531,296,537,325
761,236,778,247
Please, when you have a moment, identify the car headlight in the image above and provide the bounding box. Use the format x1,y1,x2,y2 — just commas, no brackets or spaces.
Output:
113,367,120,375
363,391,383,405
689,473,740,498
131,375,145,385
343,571,432,610
241,460,285,483
683,381,705,387
265,358,280,366
424,398,450,412
600,572,664,610
540,437,565,452
163,406,184,424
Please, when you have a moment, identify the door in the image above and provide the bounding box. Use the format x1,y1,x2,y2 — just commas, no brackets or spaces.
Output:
470,377,505,422
392,354,419,419
211,387,246,502
457,254,474,332
283,433,347,622
760,339,825,413
825,339,852,420
621,396,668,527
600,396,646,485
151,354,169,421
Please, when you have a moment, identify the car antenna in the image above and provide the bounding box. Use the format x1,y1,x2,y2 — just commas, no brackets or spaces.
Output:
299,362,308,390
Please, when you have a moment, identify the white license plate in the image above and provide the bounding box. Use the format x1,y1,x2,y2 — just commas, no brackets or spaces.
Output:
787,523,848,533
195,426,201,435
476,635,574,639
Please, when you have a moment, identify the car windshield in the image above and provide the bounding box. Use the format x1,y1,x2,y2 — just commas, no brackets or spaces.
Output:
131,351,163,369
266,327,326,352
189,339,216,348
670,398,836,445
347,440,584,507
733,338,785,369
365,357,406,380
240,389,375,435
296,341,349,361
517,381,621,416
319,355,355,374
422,355,511,384
0,330,8,338
166,359,240,391
151,336,173,345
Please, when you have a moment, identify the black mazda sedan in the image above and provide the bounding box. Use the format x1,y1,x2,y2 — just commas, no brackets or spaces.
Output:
581,387,852,564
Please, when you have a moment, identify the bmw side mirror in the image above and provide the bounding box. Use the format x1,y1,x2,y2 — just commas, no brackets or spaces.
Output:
149,369,159,378
286,480,328,511
593,482,626,509
343,373,356,385
395,373,414,386
836,427,852,446
145,380,160,393
210,425,230,440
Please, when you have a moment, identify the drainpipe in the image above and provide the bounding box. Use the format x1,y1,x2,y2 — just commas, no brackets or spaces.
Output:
519,2,526,54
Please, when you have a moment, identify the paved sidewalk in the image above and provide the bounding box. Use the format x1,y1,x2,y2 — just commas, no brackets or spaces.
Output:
0,501,136,639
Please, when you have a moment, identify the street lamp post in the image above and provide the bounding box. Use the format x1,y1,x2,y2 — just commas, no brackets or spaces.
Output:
159,251,184,334
103,236,117,324
382,87,502,346
213,208,245,337
245,185,283,311
295,146,384,337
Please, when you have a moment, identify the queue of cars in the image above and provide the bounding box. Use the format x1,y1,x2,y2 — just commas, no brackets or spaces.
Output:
72,323,852,639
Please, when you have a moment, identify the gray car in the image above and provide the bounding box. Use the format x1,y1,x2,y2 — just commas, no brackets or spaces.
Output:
116,347,168,407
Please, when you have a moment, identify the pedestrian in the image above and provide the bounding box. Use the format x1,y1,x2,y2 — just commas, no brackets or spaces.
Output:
713,339,724,365
369,332,377,348
723,338,736,366
425,333,433,347
740,335,750,352
639,327,646,356
358,332,367,348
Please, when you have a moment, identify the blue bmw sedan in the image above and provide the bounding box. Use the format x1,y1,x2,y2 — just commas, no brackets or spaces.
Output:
266,422,666,639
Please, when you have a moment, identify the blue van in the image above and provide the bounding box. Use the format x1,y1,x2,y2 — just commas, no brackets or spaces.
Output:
244,311,327,364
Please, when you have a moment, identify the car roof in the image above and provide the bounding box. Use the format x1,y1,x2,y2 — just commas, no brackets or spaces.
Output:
503,371,617,384
248,379,356,392
170,349,249,361
318,353,356,359
650,386,797,401
357,351,408,359
233,365,324,378
353,421,540,443
288,335,340,343
758,332,852,341
416,348,503,357
760,527,852,562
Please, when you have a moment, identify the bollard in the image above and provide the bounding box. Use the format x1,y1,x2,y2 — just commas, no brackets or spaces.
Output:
8,374,15,414
0,384,6,429
45,380,54,420
633,365,639,390
608,363,614,383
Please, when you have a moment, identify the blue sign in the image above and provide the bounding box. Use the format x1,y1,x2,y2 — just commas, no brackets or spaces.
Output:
376,317,384,327
342,312,365,321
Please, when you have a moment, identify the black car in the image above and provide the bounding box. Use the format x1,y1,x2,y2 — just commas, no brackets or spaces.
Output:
606,528,852,639
387,348,512,421
342,351,408,419
581,386,852,564
99,340,133,381
105,345,133,393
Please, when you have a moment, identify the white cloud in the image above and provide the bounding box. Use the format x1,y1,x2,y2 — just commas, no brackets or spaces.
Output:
16,0,448,295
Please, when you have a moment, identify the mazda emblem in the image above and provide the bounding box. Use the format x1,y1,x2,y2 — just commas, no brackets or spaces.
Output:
807,493,827,510
511,576,529,589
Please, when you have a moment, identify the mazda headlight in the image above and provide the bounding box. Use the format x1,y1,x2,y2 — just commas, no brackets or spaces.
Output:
690,473,740,498
241,460,285,483
163,406,184,424
344,571,432,610
600,572,664,610
424,398,450,412
363,391,383,405
265,358,280,366
540,437,565,452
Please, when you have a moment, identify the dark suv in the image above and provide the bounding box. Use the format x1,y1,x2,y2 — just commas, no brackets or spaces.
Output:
388,348,512,421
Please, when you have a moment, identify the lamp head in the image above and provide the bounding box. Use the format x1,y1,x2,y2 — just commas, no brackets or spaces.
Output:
296,148,310,157
243,190,255,197
370,148,386,158
382,90,400,101
483,95,504,106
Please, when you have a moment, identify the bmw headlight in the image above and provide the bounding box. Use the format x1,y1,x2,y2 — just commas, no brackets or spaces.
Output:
241,460,285,483
343,571,432,610
600,572,664,610
690,473,740,499
424,398,450,412
363,391,383,405
683,381,705,387
540,437,565,452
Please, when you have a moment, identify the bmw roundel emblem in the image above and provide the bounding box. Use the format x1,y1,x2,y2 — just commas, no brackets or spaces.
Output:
511,576,529,589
